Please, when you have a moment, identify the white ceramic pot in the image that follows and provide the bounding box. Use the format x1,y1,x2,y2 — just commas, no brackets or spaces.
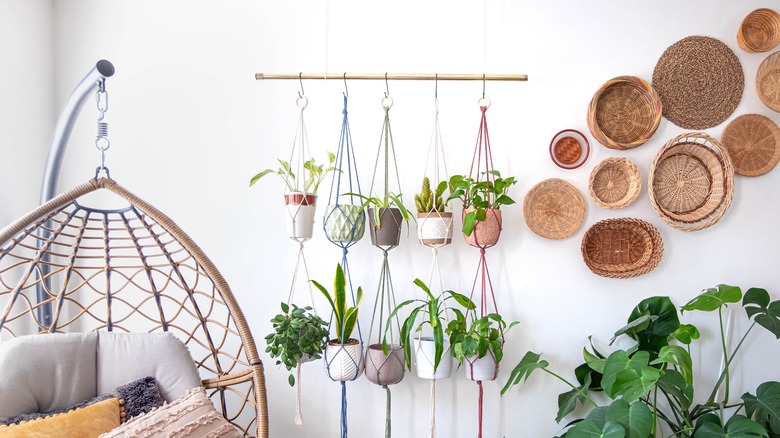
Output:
464,353,498,381
323,204,365,243
285,204,316,240
324,340,364,381
416,212,453,246
364,343,405,386
414,337,453,380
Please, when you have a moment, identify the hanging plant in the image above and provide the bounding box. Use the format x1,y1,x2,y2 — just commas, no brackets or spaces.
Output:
250,152,337,203
343,191,412,247
265,302,329,386
447,307,518,381
415,177,453,246
447,171,517,245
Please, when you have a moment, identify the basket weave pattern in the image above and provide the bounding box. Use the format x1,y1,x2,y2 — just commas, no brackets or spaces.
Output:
589,157,642,209
757,51,780,112
523,178,586,240
649,132,734,232
581,218,663,279
721,113,780,176
587,76,662,150
738,8,780,53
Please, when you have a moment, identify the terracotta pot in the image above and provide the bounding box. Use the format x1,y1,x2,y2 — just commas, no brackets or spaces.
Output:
324,339,364,381
284,192,317,206
413,337,453,380
323,204,365,243
364,343,405,386
416,212,453,246
462,208,502,248
368,207,403,247
464,352,498,381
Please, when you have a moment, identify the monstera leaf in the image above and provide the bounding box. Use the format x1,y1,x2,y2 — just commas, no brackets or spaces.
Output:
626,296,680,353
567,407,626,438
694,414,768,437
743,382,780,434
604,399,652,438
601,351,661,402
681,284,742,313
743,288,780,339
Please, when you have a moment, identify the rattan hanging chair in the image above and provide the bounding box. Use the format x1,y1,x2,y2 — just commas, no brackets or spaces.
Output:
0,177,268,437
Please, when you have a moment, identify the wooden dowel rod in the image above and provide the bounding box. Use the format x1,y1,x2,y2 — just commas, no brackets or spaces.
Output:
255,73,527,81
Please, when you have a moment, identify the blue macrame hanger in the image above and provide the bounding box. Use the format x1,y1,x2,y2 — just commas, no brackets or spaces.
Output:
322,74,365,438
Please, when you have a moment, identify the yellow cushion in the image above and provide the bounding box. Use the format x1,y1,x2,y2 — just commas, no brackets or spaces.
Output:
0,398,122,438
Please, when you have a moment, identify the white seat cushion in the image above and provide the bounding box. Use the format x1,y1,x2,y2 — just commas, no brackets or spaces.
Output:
0,332,98,424
96,332,203,402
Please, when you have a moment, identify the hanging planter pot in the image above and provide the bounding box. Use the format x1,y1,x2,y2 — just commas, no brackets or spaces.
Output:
324,339,364,382
464,352,499,382
368,207,403,247
416,212,453,246
324,204,365,243
364,343,405,386
284,192,317,239
462,208,502,248
414,337,453,380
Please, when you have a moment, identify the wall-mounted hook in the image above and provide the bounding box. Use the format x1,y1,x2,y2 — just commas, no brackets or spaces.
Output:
435,73,438,100
482,73,486,98
384,72,390,98
343,72,348,98
298,72,305,98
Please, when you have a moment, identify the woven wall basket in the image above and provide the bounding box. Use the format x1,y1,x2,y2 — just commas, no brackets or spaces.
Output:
648,132,734,232
581,218,663,279
721,114,780,176
587,76,662,150
653,36,744,130
757,51,780,112
523,178,586,239
589,157,642,209
738,8,780,53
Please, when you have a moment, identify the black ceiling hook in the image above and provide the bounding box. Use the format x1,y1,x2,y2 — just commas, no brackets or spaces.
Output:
298,72,305,98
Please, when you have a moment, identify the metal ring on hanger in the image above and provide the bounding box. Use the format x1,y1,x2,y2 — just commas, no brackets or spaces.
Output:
381,95,394,109
478,96,491,108
296,95,309,109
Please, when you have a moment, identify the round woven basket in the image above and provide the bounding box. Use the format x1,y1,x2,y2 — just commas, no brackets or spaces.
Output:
721,114,780,176
757,51,780,112
589,157,642,209
653,36,744,129
581,218,663,279
523,178,586,240
648,132,734,232
549,129,590,169
587,76,662,150
738,8,780,53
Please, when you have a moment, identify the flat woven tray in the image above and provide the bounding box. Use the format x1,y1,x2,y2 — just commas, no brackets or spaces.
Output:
648,132,734,232
653,36,744,130
589,157,642,209
581,218,663,279
549,129,590,169
738,8,780,53
523,178,586,240
757,51,780,112
721,114,780,176
587,76,662,150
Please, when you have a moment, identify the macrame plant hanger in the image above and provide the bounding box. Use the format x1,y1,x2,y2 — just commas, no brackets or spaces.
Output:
465,84,505,438
322,77,365,438
283,79,320,426
364,76,406,438
416,77,454,438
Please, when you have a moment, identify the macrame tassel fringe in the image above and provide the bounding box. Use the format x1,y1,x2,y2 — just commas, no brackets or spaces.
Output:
341,381,348,438
477,381,484,438
428,380,436,438
384,385,392,438
294,363,303,425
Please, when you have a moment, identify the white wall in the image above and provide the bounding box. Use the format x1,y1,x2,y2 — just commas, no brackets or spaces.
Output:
2,1,780,436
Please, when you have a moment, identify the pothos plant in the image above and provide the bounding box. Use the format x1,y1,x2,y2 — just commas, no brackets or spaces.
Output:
250,151,336,194
447,306,519,366
501,284,780,438
446,170,517,236
383,278,475,372
265,302,329,386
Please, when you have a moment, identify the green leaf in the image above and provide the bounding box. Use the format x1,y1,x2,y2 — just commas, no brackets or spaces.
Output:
249,168,275,186
584,347,606,374
449,291,477,310
612,314,654,344
681,284,742,313
672,324,701,345
567,416,626,438
602,351,660,401
462,211,477,236
556,373,592,423
651,345,693,385
604,399,653,438
627,296,680,353
743,382,780,433
695,414,769,437
500,351,549,396
743,288,780,339
657,370,694,410
288,374,295,386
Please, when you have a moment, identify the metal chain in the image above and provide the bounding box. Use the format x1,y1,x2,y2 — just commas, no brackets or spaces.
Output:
95,78,111,179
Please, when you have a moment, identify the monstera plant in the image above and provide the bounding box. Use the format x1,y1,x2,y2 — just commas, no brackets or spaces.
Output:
501,284,780,437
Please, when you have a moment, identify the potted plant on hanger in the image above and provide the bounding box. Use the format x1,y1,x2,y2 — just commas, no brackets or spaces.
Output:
312,263,365,381
385,278,475,379
414,177,453,246
342,191,413,247
447,170,517,247
447,305,519,381
250,152,336,239
265,302,329,386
